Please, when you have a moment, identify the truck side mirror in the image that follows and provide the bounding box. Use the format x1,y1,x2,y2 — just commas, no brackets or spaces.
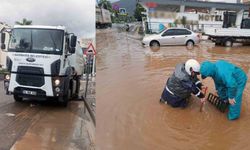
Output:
69,35,77,54
1,33,6,50
70,35,77,48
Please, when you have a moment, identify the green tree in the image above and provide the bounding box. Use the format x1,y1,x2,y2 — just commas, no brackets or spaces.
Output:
15,18,32,25
134,3,146,21
181,16,187,28
174,19,179,26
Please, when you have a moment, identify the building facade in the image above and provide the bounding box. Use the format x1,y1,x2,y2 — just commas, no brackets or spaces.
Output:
140,0,250,33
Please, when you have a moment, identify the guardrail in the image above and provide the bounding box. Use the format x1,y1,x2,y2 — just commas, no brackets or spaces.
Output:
82,50,96,126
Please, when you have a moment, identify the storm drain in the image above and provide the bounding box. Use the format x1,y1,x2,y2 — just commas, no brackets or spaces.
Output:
207,93,229,113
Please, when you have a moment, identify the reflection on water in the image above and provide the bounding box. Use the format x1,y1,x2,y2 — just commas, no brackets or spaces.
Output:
96,29,250,150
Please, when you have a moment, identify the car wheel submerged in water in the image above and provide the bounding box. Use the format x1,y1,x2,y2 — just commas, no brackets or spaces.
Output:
150,40,160,51
186,40,194,49
186,40,194,47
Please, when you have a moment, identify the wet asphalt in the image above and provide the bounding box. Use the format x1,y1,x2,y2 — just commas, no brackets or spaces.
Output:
0,80,95,150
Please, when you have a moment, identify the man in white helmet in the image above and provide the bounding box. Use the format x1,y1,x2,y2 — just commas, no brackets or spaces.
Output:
160,59,206,108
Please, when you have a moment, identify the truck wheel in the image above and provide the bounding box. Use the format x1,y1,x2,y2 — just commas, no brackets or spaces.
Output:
6,90,10,95
14,94,22,102
60,93,69,107
224,39,233,47
60,86,72,107
215,38,222,46
74,76,80,98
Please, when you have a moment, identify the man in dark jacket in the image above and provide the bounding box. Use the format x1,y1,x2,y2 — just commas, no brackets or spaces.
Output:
160,59,205,107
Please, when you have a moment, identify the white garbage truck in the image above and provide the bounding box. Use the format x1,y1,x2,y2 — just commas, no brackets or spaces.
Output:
1,25,84,106
204,19,250,47
204,11,250,47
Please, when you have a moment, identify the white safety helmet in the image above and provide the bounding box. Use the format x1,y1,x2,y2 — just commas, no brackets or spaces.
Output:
185,59,200,75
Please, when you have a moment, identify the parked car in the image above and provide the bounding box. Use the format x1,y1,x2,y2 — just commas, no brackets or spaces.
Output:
142,28,200,48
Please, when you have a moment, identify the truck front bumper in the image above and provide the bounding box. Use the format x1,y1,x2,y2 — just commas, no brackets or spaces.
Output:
14,87,48,100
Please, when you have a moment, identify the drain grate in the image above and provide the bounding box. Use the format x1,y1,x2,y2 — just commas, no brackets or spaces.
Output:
207,93,229,113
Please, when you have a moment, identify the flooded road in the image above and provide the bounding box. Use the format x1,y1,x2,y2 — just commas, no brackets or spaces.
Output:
96,29,250,150
0,81,95,150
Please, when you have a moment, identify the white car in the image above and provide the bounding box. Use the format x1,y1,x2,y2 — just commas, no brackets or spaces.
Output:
142,28,200,47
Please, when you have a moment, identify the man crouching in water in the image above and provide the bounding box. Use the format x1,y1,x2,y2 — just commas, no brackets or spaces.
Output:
160,59,206,107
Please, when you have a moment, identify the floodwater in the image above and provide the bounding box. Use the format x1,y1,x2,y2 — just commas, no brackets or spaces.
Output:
96,29,250,150
0,81,95,150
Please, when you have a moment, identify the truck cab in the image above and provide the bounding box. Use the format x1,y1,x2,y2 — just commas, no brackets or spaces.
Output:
1,25,84,106
204,10,250,47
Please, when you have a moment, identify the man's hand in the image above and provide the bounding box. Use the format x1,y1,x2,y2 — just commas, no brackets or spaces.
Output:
200,98,206,103
201,86,208,95
214,90,218,96
229,98,236,105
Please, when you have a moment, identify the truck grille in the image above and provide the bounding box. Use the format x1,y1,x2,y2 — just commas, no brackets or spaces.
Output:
16,66,45,87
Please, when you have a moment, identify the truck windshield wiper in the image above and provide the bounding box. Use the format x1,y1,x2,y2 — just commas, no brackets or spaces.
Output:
49,32,57,50
9,48,29,53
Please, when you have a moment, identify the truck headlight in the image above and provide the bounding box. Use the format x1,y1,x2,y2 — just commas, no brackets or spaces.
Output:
54,79,60,86
4,74,10,80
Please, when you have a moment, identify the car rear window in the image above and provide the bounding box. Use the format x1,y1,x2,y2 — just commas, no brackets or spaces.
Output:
176,29,192,35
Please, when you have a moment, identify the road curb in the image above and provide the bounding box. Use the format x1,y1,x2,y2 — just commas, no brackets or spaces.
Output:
79,78,96,126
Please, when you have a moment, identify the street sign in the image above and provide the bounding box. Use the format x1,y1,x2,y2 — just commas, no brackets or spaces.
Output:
119,8,127,15
112,4,119,11
84,43,96,55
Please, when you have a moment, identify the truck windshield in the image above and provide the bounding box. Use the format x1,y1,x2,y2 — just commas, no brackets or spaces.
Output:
9,28,64,54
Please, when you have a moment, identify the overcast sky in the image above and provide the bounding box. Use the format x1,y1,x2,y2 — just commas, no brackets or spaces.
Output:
0,0,95,38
